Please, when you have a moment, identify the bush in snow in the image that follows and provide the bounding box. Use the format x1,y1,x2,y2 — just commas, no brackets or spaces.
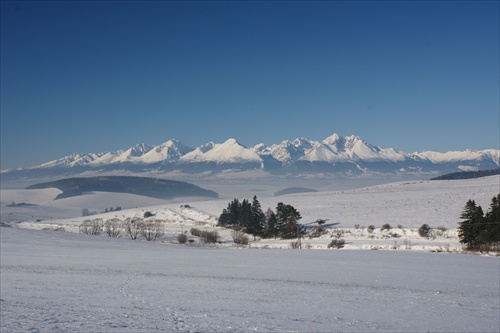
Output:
418,224,431,238
203,231,220,244
79,219,103,235
231,230,249,245
367,225,375,233
327,239,345,249
123,217,141,240
104,218,122,238
139,219,164,241
191,228,220,243
381,223,391,231
190,228,202,237
177,233,188,244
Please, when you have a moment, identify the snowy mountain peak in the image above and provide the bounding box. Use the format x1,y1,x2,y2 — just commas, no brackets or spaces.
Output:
322,133,343,146
3,132,499,179
223,138,242,146
181,138,262,164
141,139,193,163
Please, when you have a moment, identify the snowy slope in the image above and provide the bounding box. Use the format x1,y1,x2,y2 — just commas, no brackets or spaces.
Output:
3,175,498,252
140,139,193,163
1,227,499,332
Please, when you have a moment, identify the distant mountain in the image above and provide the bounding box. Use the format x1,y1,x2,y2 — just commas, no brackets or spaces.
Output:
26,176,218,200
2,133,499,181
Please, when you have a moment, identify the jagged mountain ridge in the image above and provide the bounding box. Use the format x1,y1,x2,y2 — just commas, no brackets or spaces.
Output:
2,133,499,179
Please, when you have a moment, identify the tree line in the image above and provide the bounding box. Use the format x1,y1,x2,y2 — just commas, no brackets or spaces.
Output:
217,196,303,239
431,168,500,180
458,194,500,251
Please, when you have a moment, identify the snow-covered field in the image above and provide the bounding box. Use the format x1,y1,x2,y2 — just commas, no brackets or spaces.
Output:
1,227,499,332
1,176,499,332
1,175,498,251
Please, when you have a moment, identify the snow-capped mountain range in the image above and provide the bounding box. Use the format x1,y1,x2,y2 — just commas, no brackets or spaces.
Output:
2,133,499,180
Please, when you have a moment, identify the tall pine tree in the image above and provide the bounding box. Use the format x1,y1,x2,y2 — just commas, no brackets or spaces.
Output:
458,199,484,249
247,196,264,236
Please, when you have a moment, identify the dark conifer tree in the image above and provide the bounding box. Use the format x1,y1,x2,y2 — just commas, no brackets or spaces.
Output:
239,199,253,230
248,196,264,236
275,202,302,239
458,199,484,249
218,208,233,226
264,208,279,239
484,194,500,247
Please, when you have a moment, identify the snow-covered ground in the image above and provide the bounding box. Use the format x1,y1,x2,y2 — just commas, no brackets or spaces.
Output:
1,227,499,332
1,176,499,332
1,175,498,251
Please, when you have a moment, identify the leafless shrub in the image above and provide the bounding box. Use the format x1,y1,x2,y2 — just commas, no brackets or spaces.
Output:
190,228,202,237
191,228,219,243
79,219,103,235
123,217,141,240
140,219,164,241
104,218,122,238
290,240,301,249
367,225,375,233
231,230,249,245
381,223,391,231
177,233,188,244
328,239,345,249
203,230,220,244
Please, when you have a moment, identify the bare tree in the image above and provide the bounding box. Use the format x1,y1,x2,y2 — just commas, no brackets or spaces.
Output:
79,218,103,235
104,218,122,238
139,219,164,241
123,217,141,240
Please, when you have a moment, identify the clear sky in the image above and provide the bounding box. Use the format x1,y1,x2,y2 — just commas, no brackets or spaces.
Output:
1,1,499,170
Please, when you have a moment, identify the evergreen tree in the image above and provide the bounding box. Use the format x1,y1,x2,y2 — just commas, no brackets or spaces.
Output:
264,208,279,239
484,194,500,248
217,198,241,227
248,196,264,236
275,202,302,239
239,199,253,230
228,198,241,225
218,208,233,226
458,199,484,249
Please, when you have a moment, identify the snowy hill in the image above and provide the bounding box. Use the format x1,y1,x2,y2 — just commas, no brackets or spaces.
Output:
1,133,498,180
2,226,498,332
3,175,498,252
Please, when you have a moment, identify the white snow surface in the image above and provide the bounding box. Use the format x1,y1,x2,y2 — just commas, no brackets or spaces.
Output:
1,176,500,332
1,227,499,332
2,175,499,252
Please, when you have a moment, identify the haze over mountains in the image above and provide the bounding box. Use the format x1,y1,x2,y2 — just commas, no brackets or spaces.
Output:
2,133,499,181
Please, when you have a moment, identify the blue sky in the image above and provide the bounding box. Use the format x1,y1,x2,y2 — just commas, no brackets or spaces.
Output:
1,1,499,170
